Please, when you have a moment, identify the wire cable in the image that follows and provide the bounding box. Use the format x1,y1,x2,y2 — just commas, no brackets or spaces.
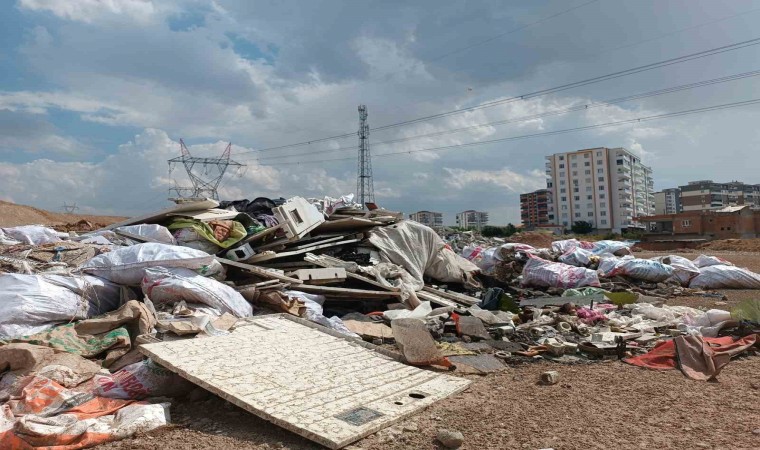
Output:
236,69,760,162
251,97,760,166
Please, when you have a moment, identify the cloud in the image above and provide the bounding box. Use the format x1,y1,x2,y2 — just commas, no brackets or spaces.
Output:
442,167,546,193
18,0,160,24
0,109,90,156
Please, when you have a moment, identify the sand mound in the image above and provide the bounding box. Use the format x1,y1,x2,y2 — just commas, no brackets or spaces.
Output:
0,201,125,228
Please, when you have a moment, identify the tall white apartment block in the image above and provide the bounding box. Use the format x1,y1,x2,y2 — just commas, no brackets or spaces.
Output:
545,147,654,233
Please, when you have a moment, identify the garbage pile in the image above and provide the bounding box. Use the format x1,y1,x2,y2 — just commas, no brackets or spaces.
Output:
0,195,758,448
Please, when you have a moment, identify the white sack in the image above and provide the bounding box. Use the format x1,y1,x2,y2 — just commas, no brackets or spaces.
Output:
141,267,252,318
692,254,734,268
115,224,176,245
521,256,601,288
462,243,535,274
597,258,674,282
0,274,122,339
0,225,61,245
284,290,359,338
689,265,760,289
650,255,701,286
369,220,479,287
558,247,594,267
80,243,222,285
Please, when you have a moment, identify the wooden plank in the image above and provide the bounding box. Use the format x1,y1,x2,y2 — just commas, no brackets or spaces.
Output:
140,315,470,449
415,290,461,309
101,199,219,230
313,218,381,234
422,286,479,306
245,238,362,263
290,284,402,299
304,253,400,292
217,257,301,284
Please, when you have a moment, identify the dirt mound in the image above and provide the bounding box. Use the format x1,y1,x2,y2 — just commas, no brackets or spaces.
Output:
699,238,760,252
0,200,125,228
506,231,555,248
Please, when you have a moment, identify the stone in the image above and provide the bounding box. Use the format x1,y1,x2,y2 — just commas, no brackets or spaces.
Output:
436,429,464,448
752,428,760,435
403,422,418,432
539,371,560,385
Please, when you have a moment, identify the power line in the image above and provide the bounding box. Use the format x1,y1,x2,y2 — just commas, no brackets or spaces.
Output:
238,69,760,162
237,36,760,155
428,0,600,62
254,97,760,167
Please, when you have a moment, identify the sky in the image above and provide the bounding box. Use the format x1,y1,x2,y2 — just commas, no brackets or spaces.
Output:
1,0,760,225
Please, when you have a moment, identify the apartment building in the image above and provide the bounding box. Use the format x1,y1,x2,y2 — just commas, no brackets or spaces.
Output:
520,189,550,229
456,210,488,231
545,147,655,232
408,210,443,229
654,188,681,215
679,180,760,212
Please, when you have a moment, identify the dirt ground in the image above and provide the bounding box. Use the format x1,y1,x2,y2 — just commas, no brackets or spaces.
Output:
0,200,124,227
97,249,760,450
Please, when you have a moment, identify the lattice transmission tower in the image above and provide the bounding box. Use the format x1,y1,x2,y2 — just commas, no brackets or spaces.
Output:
61,202,79,214
356,105,375,207
168,139,245,200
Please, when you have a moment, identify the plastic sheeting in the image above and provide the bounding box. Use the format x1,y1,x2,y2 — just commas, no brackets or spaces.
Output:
283,291,359,338
80,243,223,285
521,256,601,288
692,254,734,268
0,274,122,339
141,267,252,318
689,265,760,289
462,243,535,274
0,225,61,245
369,221,480,288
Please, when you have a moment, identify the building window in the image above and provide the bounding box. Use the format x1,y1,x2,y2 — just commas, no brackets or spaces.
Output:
584,153,590,158
574,196,580,201
559,155,564,160
561,205,568,210
585,170,591,175
574,188,579,193
584,161,590,166
597,168,604,173
562,213,568,218
563,221,569,225
682,219,691,227
599,186,605,191
560,180,565,185
601,211,607,217
586,178,592,183
601,219,607,225
586,187,592,192
600,194,605,199
616,159,623,165
587,203,593,208
560,172,565,177
572,164,577,169
598,177,604,182
587,195,592,200
571,155,577,159
600,202,606,207
575,212,581,218
597,159,603,165
560,188,566,193
588,212,594,217
561,196,567,201
559,164,565,169
596,151,602,157
572,171,578,176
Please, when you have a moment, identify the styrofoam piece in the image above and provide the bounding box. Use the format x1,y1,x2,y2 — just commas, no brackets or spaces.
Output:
273,197,325,240
140,315,469,449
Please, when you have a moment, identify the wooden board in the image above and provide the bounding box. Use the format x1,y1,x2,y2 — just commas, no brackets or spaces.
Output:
289,284,402,299
313,218,382,234
101,199,219,230
245,238,362,263
140,315,470,449
422,286,479,306
217,257,301,284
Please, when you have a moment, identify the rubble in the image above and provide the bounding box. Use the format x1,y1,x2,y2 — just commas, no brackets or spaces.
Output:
0,195,758,448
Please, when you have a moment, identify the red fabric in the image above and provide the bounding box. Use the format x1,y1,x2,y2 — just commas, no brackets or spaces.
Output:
625,334,758,378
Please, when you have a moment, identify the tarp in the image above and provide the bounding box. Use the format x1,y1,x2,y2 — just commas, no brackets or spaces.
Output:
625,334,758,381
368,220,480,289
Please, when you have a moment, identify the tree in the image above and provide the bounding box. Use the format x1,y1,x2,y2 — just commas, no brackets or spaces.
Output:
571,220,594,235
504,223,517,236
480,226,503,237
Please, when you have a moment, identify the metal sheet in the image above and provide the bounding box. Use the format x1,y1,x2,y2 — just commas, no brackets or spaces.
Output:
140,315,470,449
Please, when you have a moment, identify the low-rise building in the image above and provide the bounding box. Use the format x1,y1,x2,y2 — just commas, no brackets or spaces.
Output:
456,210,488,231
639,205,760,239
408,210,443,229
520,189,550,229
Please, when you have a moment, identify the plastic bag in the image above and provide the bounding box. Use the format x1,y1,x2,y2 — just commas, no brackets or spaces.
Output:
93,359,192,400
0,274,122,339
521,256,601,288
115,224,176,245
590,240,631,255
0,225,61,245
80,243,223,285
692,254,734,268
689,265,760,289
141,267,252,318
172,228,222,254
558,247,594,267
597,258,674,282
284,291,359,338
